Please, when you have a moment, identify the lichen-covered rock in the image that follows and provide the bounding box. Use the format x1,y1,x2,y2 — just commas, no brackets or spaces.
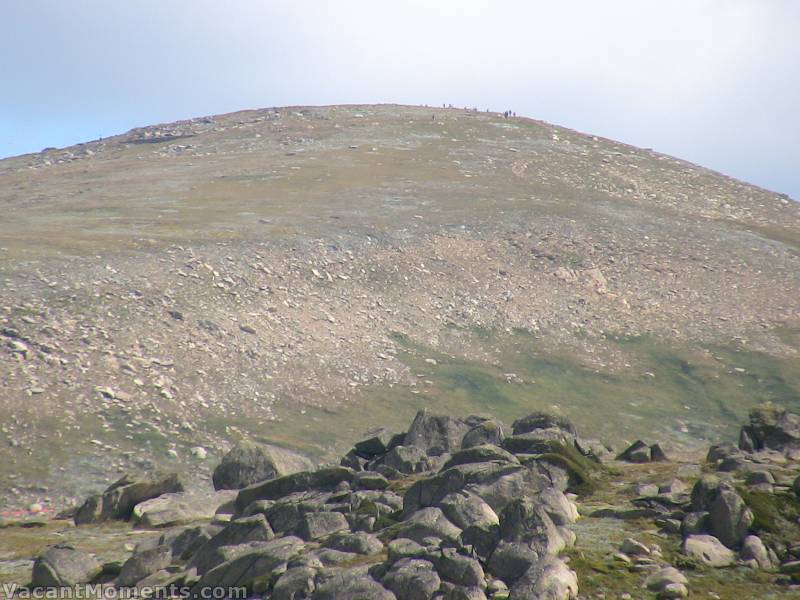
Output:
235,467,354,512
502,430,575,455
499,498,564,555
681,511,710,537
354,427,402,458
382,558,441,600
438,491,499,531
616,440,651,463
462,419,508,449
298,511,350,541
690,474,731,511
443,444,518,470
272,566,317,600
118,546,172,587
682,534,734,567
323,531,384,555
434,549,485,588
188,514,275,574
403,461,552,516
508,556,578,600
395,507,461,544
405,410,472,456
740,535,773,569
382,445,433,474
644,567,688,593
512,413,578,437
739,402,800,452
31,545,102,588
444,587,488,600
707,443,742,463
387,538,427,564
620,538,650,556
487,541,541,583
132,489,236,528
709,490,753,548
313,570,396,600
259,491,329,534
75,472,184,524
213,440,314,490
534,488,579,526
193,536,306,592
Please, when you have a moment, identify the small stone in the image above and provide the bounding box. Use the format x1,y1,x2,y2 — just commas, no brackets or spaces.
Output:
190,446,208,460
780,560,800,575
29,502,43,514
658,583,689,599
620,538,650,556
645,567,688,592
617,440,651,463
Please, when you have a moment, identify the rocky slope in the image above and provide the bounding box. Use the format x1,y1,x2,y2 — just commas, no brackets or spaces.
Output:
3,403,800,599
0,105,798,523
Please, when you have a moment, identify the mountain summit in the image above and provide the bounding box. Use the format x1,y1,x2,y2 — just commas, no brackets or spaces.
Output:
0,104,798,514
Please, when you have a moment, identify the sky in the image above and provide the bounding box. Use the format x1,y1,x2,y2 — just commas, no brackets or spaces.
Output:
1,0,798,198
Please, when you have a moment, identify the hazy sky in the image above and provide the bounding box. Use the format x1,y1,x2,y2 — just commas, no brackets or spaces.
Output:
2,0,798,198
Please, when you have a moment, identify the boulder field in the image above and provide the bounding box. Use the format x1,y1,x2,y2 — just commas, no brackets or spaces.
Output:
19,402,800,599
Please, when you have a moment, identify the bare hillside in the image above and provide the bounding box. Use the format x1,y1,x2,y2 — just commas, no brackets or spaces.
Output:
1,104,798,512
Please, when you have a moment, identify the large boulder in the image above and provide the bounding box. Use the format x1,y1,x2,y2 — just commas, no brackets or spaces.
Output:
499,498,565,554
438,491,499,531
740,535,773,570
382,445,433,474
188,514,275,574
75,472,184,524
354,427,403,458
395,507,462,544
709,490,753,548
502,430,575,455
487,499,566,582
298,511,350,541
272,566,317,600
512,413,577,437
462,419,508,449
132,489,236,528
682,534,735,567
382,558,441,600
193,536,306,592
403,461,552,516
405,410,472,456
212,440,314,490
534,488,579,526
434,549,486,588
235,467,354,512
443,444,518,470
324,531,384,555
118,546,173,587
739,402,800,452
314,570,396,600
690,474,731,511
644,567,688,593
487,541,541,583
31,545,102,588
257,491,330,534
444,588,487,600
508,556,578,600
